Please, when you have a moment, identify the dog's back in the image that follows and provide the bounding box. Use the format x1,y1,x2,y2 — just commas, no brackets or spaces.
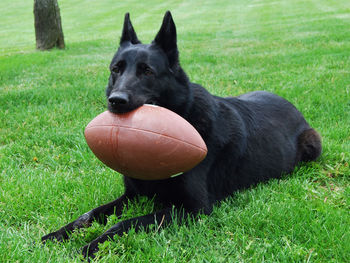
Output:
173,88,322,203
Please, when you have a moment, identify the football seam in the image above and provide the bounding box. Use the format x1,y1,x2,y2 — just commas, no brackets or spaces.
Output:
85,125,207,153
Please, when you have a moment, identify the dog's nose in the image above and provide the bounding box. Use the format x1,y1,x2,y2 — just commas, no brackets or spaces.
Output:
108,92,129,105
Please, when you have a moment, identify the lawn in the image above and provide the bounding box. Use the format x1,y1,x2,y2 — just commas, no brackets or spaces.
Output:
0,0,349,262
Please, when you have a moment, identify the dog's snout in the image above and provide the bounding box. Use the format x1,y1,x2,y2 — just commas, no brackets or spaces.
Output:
108,92,129,105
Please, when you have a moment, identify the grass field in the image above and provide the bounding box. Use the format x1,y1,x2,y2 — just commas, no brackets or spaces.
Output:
1,0,349,262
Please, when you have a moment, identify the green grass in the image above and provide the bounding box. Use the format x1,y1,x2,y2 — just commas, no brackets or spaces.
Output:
1,0,349,262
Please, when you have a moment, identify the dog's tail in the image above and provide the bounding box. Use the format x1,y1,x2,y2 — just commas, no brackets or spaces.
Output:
297,128,322,162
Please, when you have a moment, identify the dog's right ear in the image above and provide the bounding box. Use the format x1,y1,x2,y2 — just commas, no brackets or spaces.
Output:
120,13,140,45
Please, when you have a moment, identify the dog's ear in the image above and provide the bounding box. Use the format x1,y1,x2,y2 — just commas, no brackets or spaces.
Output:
153,11,179,67
120,13,140,45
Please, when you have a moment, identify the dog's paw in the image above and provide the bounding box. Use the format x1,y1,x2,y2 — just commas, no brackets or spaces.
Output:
41,230,67,243
82,241,99,261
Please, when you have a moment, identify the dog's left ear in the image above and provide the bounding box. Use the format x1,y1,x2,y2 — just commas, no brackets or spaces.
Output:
153,11,179,67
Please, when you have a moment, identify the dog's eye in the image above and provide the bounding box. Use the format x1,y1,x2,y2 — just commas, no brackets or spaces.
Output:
139,63,154,76
112,67,120,74
144,67,154,76
112,61,125,74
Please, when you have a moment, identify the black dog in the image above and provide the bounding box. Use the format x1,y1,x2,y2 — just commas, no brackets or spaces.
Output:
42,11,322,259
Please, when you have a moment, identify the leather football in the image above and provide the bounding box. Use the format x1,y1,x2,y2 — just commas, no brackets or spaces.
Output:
84,105,207,180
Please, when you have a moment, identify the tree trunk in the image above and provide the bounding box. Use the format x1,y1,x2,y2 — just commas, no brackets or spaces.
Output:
34,0,65,50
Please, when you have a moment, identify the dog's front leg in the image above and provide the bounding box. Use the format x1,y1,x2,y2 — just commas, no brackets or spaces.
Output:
82,207,186,259
41,194,129,243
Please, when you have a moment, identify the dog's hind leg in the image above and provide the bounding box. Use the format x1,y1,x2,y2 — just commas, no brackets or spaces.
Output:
297,128,322,162
41,194,129,243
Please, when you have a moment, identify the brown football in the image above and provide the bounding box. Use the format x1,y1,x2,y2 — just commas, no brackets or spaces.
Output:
84,105,207,180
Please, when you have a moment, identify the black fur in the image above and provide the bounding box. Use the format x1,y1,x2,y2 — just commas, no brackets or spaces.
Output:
41,11,322,259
